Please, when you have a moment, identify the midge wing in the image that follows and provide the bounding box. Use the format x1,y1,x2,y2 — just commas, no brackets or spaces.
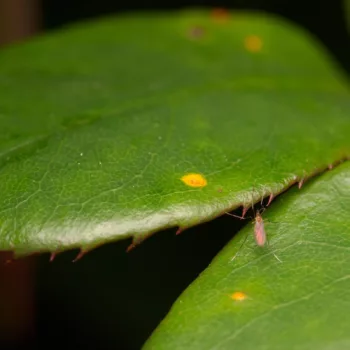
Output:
254,219,266,246
255,215,282,263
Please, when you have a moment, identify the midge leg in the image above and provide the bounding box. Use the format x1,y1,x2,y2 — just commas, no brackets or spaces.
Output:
225,212,247,220
230,232,250,261
227,210,282,263
266,235,282,263
225,211,251,261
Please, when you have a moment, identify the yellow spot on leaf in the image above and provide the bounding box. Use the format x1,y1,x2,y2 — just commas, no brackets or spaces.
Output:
231,292,247,301
244,35,263,53
181,173,207,188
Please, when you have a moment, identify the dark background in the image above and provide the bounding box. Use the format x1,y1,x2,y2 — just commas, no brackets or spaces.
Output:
0,1,349,350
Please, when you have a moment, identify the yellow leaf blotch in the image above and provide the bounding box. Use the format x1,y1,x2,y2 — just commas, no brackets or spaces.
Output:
181,173,207,188
231,291,247,301
244,35,263,53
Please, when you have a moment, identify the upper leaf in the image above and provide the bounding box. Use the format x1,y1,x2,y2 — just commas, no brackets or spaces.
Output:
145,161,350,350
0,10,349,255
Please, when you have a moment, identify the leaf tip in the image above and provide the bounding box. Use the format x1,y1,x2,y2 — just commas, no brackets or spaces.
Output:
298,178,305,189
49,252,57,262
176,226,188,235
126,243,136,253
266,193,274,206
242,206,249,218
72,249,86,263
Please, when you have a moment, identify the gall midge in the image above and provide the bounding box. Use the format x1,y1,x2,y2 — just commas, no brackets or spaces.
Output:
226,210,281,263
254,212,266,247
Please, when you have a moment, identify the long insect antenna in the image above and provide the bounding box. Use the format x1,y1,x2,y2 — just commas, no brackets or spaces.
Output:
251,184,259,217
260,194,264,206
230,232,250,261
259,206,266,215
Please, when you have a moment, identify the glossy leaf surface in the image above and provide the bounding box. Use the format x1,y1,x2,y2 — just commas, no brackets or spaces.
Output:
0,10,349,255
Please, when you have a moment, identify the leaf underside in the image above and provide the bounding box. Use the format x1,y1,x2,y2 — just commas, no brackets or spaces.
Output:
0,10,349,255
145,161,350,350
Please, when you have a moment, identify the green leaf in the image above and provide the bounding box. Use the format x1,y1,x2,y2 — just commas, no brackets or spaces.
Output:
0,10,349,255
145,161,350,349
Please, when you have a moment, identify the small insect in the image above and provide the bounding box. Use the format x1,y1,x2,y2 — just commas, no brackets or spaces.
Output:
253,211,266,247
226,208,282,263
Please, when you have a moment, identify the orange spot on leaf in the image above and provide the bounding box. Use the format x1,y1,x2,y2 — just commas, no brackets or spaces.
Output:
244,35,263,53
231,291,247,301
181,173,207,188
211,8,230,22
